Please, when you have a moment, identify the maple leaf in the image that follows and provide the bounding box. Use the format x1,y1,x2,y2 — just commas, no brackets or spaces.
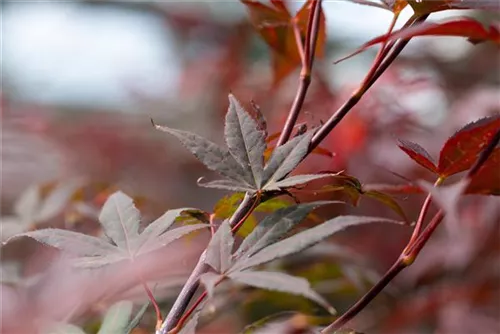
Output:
201,203,401,315
337,18,500,63
241,0,326,85
1,180,84,241
5,192,208,268
317,173,409,222
155,94,338,194
213,192,291,237
398,115,500,180
407,0,500,14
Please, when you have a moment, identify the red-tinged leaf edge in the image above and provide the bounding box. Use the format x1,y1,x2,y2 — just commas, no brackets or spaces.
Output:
398,139,438,174
438,115,500,177
465,147,500,195
335,18,500,64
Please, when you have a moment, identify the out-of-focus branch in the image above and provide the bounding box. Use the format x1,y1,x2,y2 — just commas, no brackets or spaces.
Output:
277,0,323,147
321,129,500,333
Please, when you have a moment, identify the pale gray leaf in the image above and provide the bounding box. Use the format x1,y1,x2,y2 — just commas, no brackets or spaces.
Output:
233,216,403,271
206,220,234,273
6,228,117,257
199,272,223,299
46,323,87,334
1,218,27,242
97,300,133,334
225,94,267,188
125,301,150,334
178,311,200,334
235,201,339,259
73,255,127,268
0,262,22,284
138,208,192,249
155,124,252,185
264,174,333,191
138,224,208,255
228,271,335,314
36,179,84,222
262,132,313,187
99,191,141,252
14,185,40,222
197,178,256,193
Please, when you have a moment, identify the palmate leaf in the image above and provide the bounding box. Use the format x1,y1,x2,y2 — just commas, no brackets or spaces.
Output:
1,180,85,241
205,220,234,273
124,301,150,334
153,123,253,186
407,0,500,14
197,178,256,193
235,202,339,259
337,18,500,64
228,270,335,314
262,132,313,187
156,94,333,194
99,191,141,251
6,192,207,268
212,193,292,237
465,147,500,195
241,0,326,85
48,323,87,334
202,203,343,314
398,115,500,179
225,94,267,188
97,300,133,334
438,115,500,177
397,139,438,174
231,216,403,272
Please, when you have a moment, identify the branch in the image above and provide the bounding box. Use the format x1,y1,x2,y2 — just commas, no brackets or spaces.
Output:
277,0,323,147
310,14,429,151
158,194,256,333
159,7,429,334
321,129,500,333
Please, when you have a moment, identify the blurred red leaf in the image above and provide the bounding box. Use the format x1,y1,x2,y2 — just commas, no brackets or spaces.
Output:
407,0,500,14
336,18,500,63
438,115,500,177
318,174,408,221
398,139,438,174
241,0,326,85
364,190,409,222
465,147,500,195
345,0,393,10
363,183,424,194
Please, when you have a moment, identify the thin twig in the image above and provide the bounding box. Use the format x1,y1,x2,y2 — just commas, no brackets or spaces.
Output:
140,280,163,330
310,14,428,151
231,192,262,233
359,12,400,92
158,194,256,333
158,6,427,334
405,177,444,250
277,0,323,147
321,129,500,333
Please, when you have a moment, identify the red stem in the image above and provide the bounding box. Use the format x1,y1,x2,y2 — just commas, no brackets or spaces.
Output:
322,130,500,333
405,177,444,251
140,280,163,330
277,0,322,147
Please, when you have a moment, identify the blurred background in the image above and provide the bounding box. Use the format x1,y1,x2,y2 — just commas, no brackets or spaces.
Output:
1,1,499,333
